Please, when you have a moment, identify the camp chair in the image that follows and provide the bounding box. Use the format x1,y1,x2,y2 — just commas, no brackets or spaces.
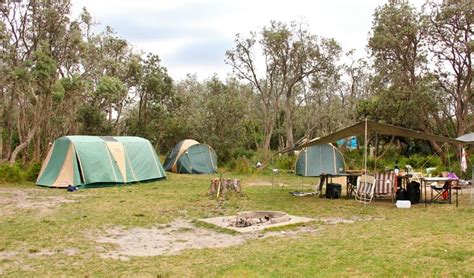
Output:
430,181,450,202
355,175,376,204
346,175,359,198
374,171,396,197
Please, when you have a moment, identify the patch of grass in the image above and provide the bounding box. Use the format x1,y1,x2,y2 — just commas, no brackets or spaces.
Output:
262,221,317,232
0,173,473,276
192,220,238,235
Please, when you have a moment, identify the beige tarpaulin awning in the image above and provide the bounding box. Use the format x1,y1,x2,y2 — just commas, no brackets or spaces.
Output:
300,120,464,148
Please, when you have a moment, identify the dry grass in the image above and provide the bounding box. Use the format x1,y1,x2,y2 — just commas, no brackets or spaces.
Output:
0,173,473,277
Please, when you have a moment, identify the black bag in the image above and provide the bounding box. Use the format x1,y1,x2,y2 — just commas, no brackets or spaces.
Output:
325,183,342,199
396,187,408,200
407,181,421,204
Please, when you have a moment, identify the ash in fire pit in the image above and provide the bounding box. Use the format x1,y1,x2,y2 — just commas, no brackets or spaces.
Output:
229,211,292,227
200,211,313,233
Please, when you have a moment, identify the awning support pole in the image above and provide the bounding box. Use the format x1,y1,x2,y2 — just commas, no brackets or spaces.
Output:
364,118,368,176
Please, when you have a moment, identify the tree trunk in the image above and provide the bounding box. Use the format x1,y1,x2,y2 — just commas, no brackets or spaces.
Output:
0,125,3,162
0,88,3,161
284,97,294,148
262,123,274,163
9,127,37,164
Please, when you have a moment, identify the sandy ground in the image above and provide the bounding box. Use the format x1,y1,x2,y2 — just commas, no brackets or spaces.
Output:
95,219,325,260
93,215,379,260
0,188,77,216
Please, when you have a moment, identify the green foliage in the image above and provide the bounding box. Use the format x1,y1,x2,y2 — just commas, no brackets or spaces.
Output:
32,48,57,80
232,148,255,160
0,163,25,182
229,157,254,174
401,154,442,169
51,80,65,102
26,163,42,182
95,76,126,105
77,105,111,135
272,154,296,171
0,162,41,183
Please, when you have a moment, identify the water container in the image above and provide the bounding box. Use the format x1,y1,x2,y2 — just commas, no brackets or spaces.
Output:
396,200,411,208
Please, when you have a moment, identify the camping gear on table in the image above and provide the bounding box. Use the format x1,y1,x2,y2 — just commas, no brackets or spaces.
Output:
36,136,166,188
295,144,345,176
164,139,217,174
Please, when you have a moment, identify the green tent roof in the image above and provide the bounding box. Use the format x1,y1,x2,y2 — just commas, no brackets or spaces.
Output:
164,139,217,174
37,136,166,188
295,144,345,177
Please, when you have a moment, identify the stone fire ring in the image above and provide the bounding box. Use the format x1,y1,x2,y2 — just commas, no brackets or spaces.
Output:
199,211,314,233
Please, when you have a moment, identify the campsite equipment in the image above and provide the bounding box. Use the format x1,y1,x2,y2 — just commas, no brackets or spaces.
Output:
163,139,217,174
36,136,166,188
300,120,464,204
396,200,411,208
396,187,408,200
355,175,376,203
374,171,396,196
407,181,421,204
325,183,342,199
456,132,474,206
295,144,345,176
66,185,78,192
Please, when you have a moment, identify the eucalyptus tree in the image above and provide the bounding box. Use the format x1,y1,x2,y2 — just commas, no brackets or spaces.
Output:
226,20,341,159
367,0,432,129
1,0,84,163
425,0,473,137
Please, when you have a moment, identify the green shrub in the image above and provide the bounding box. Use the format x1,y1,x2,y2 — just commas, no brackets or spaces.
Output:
272,154,296,171
0,163,26,182
230,157,254,174
402,153,442,169
232,148,255,160
26,162,42,182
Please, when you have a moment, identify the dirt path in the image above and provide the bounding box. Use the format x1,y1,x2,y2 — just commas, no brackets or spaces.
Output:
0,188,77,216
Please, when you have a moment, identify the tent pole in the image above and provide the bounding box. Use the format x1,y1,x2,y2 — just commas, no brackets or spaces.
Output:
364,118,368,176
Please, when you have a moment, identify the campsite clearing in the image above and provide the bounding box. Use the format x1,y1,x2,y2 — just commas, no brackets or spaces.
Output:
0,174,473,276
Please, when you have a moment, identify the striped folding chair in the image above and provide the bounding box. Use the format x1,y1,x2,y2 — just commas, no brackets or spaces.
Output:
355,175,376,204
374,171,396,197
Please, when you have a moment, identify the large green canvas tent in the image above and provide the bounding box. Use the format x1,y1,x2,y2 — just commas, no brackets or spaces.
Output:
36,136,166,188
163,139,217,174
295,144,345,176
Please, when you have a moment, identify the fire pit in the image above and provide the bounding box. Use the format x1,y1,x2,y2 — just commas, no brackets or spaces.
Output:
199,211,313,233
230,211,292,227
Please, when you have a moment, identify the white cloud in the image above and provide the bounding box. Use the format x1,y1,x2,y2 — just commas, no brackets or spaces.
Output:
71,0,426,80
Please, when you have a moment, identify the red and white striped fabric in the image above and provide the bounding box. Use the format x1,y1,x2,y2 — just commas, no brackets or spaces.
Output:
374,171,396,195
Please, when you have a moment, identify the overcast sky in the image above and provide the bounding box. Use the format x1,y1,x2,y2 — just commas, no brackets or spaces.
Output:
71,0,425,80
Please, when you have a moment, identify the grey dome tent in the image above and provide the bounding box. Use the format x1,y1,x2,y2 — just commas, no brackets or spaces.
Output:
295,144,345,176
163,139,217,174
36,136,166,188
